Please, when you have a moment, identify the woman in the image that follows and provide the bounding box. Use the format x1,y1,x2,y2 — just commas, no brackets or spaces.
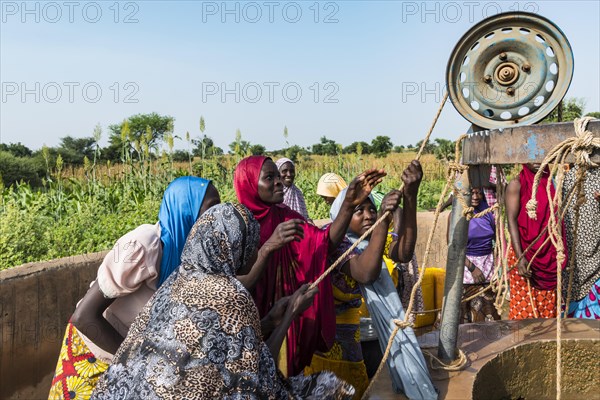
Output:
49,177,220,399
91,203,355,399
506,164,566,319
307,160,437,400
562,166,600,319
275,157,309,219
455,187,500,323
317,172,348,205
234,156,386,376
306,189,401,398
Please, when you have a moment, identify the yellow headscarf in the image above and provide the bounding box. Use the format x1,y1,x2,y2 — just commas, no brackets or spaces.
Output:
316,173,348,198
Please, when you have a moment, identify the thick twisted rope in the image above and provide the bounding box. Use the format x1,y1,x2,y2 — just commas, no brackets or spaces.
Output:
523,117,599,400
361,133,469,399
309,92,449,291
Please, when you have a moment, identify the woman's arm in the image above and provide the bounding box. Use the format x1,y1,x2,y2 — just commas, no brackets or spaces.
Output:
237,219,305,290
505,178,531,277
71,281,124,355
328,169,387,251
265,284,318,359
344,190,402,284
389,160,422,263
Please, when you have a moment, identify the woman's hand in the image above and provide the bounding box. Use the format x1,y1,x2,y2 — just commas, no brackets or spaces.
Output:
263,219,304,253
470,266,486,284
402,160,423,199
380,190,402,223
517,257,532,278
594,191,600,203
343,168,387,208
289,284,319,317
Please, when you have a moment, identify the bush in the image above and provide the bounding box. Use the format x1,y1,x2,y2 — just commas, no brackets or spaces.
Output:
0,151,44,187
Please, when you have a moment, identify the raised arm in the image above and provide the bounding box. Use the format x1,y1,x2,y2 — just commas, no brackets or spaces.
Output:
328,168,386,252
343,190,402,284
389,160,422,263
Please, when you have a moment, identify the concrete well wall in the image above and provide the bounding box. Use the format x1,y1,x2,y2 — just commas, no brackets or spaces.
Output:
0,251,108,399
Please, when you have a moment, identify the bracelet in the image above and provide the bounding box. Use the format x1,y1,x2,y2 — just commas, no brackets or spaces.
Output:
467,264,476,273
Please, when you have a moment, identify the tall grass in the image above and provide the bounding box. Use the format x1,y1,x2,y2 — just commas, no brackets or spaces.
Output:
0,152,447,269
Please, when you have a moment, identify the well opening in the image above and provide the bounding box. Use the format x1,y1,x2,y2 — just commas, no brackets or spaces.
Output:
473,339,600,400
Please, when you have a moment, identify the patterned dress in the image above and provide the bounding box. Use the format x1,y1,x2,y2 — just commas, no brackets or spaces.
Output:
91,204,354,399
305,238,369,399
508,247,557,319
563,166,600,319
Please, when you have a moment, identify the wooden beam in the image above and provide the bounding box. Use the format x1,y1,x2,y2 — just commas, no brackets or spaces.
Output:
461,120,600,165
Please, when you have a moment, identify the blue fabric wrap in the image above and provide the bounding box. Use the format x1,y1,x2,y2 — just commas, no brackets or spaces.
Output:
158,176,210,286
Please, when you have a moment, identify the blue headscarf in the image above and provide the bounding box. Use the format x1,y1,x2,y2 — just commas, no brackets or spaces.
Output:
158,176,211,286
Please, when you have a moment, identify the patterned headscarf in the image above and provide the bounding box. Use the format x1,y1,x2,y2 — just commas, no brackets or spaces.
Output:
275,157,309,219
91,203,354,399
180,203,259,276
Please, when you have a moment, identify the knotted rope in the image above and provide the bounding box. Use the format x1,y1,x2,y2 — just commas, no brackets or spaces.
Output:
522,117,599,400
309,91,449,291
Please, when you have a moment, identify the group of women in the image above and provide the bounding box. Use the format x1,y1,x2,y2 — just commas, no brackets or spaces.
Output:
49,156,599,400
49,156,436,400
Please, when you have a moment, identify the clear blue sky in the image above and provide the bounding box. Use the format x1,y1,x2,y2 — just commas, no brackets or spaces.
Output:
1,0,599,152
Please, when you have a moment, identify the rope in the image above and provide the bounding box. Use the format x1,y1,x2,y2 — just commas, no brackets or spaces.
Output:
522,117,599,400
309,91,449,291
361,134,467,399
327,93,448,400
424,348,468,371
409,179,581,316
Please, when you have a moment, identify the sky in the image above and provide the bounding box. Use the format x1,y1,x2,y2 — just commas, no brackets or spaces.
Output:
1,0,599,152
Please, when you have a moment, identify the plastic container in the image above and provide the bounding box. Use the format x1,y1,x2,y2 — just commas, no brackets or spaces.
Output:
413,268,436,328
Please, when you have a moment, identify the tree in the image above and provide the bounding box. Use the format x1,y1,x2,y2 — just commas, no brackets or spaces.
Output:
312,136,339,155
414,139,436,154
58,136,96,165
249,144,266,155
393,145,405,153
370,135,393,157
192,135,221,157
0,142,33,158
285,145,308,162
229,129,251,157
0,151,44,187
542,98,585,123
433,138,455,162
343,141,371,155
585,111,600,119
172,150,190,162
104,113,174,161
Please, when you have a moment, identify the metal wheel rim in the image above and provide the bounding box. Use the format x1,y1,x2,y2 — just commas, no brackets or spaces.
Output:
446,12,574,129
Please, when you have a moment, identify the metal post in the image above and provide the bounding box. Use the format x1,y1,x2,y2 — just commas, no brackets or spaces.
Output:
438,168,471,362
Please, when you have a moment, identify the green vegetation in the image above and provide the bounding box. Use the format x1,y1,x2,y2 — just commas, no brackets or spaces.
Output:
3,98,595,270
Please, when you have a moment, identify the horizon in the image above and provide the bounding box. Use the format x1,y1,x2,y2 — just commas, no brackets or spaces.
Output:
1,1,599,152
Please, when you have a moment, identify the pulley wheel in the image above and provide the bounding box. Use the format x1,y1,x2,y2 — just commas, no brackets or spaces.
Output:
446,12,574,129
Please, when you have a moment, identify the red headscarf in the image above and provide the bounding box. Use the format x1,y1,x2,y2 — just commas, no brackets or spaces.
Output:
234,156,335,376
518,165,567,290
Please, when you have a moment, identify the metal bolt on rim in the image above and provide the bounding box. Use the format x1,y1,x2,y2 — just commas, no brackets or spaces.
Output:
446,12,574,129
